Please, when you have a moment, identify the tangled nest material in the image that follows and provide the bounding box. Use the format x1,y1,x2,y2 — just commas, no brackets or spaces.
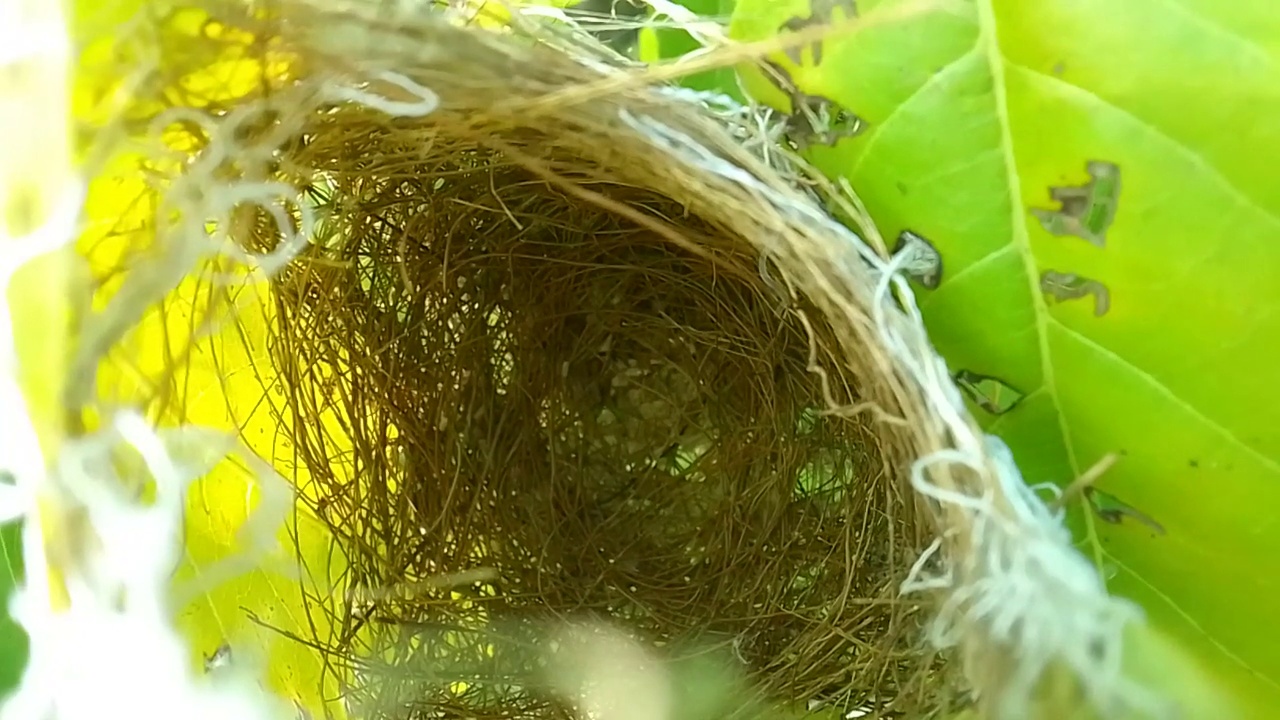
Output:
263,9,939,717
47,1,1161,720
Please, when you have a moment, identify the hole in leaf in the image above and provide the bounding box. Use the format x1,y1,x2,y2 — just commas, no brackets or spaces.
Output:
1040,270,1111,316
893,230,943,289
779,0,858,66
566,0,649,55
1030,160,1121,247
786,90,864,150
1084,487,1165,536
763,61,865,150
953,370,1025,415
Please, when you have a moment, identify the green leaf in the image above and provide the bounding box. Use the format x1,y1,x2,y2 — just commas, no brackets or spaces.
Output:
729,0,1280,715
0,520,30,695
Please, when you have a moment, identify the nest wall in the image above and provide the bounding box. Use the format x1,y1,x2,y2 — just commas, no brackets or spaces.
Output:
242,6,950,716
64,1,1077,719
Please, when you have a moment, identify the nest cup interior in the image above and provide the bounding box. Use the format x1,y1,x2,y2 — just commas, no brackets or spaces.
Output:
79,4,946,718
275,139,926,714
279,121,938,711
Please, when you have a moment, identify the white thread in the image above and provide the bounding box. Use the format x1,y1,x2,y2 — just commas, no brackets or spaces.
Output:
899,538,949,593
2,411,297,720
324,69,440,118
0,184,86,664
148,106,232,177
636,0,729,47
206,180,316,276
0,183,84,288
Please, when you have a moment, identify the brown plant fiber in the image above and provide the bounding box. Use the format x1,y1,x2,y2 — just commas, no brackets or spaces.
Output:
75,1,972,718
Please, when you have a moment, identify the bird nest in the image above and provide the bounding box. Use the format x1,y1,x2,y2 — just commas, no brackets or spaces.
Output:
278,122,935,714
61,1,1147,720
264,18,938,715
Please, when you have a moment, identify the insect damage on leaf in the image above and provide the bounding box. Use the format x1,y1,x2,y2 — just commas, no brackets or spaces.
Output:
1040,270,1111,316
1030,160,1121,248
785,90,864,149
892,230,943,289
953,370,1025,415
764,61,865,151
779,0,857,66
1084,487,1166,536
761,0,864,150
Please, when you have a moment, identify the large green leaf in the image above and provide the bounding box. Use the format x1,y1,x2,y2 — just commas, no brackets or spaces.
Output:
728,0,1280,715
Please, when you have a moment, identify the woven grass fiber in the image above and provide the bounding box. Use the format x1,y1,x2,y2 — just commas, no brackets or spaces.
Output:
60,1,1148,720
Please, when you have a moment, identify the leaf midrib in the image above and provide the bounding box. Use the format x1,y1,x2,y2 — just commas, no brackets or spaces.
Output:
972,0,1106,572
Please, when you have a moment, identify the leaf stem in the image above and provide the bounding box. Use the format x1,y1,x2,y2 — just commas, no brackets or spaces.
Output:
1048,451,1119,513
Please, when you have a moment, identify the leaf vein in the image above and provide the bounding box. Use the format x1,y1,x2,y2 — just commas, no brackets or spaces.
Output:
976,0,1082,489
1105,548,1280,690
1150,0,1274,64
1047,316,1280,474
1008,62,1280,230
934,243,1015,291
848,48,977,179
